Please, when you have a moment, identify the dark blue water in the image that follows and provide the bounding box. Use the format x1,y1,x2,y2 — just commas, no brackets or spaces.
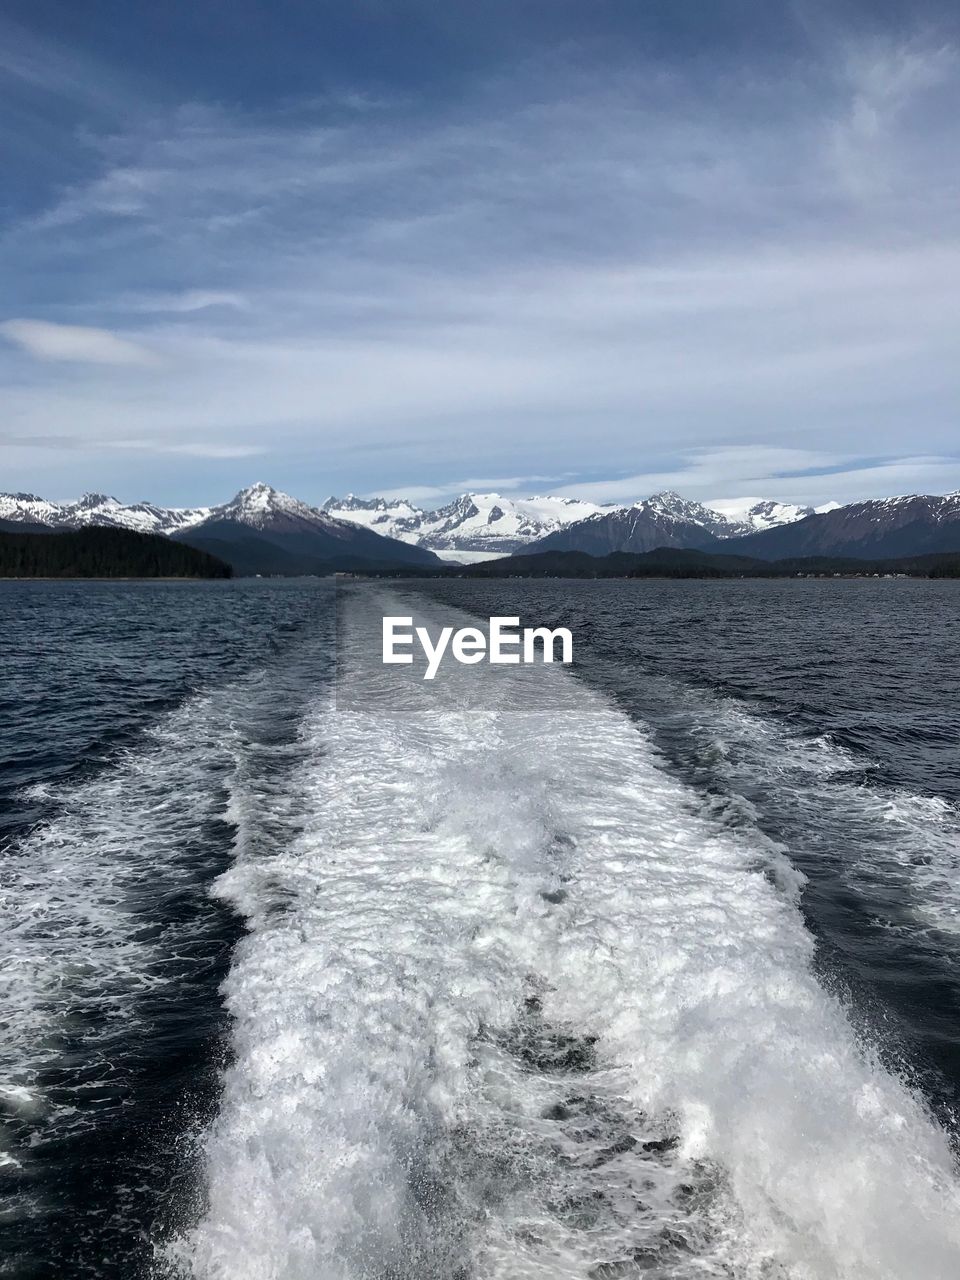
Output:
0,580,336,1279
2,577,959,1278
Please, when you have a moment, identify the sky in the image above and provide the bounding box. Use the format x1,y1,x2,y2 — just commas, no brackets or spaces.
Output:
2,0,959,510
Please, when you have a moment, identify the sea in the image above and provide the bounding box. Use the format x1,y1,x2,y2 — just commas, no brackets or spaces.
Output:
1,575,959,1280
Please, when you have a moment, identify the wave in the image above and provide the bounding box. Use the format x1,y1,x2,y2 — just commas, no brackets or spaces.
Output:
0,633,330,1273
169,588,960,1280
626,680,960,949
1,692,234,1140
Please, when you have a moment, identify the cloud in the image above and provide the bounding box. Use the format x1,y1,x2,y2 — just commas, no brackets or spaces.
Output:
367,485,452,503
121,290,250,314
1,24,959,503
110,439,266,458
0,431,81,450
0,15,135,113
0,319,158,366
550,446,960,508
167,442,264,458
369,474,567,502
451,474,568,492
0,430,264,460
829,38,958,198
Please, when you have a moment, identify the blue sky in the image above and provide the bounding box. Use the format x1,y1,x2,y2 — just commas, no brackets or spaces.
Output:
2,0,959,509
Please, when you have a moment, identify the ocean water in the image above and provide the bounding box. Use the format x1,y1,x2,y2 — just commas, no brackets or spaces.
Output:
1,576,959,1279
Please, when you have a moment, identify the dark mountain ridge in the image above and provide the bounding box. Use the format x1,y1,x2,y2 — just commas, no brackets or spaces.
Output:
531,497,724,556
175,519,441,576
526,491,960,561
0,526,232,579
0,483,442,574
460,546,960,579
718,494,960,560
169,484,442,573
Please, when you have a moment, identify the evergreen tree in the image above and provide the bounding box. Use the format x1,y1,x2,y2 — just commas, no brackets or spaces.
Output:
0,527,232,578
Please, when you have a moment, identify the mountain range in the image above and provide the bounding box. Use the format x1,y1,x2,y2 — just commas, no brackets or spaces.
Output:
322,492,609,560
529,490,960,561
709,492,960,560
0,484,441,574
2,485,818,565
3,483,959,570
523,491,789,556
322,490,834,558
0,491,211,536
167,482,444,574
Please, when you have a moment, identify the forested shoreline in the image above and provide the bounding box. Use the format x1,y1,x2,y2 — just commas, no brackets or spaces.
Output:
0,527,232,579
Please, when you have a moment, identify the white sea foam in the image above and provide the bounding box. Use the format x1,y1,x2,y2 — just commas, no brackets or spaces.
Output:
1,701,219,1096
661,690,960,942
170,589,960,1280
0,675,286,1225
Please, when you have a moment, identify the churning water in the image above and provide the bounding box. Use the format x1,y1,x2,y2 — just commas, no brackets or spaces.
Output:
2,576,959,1279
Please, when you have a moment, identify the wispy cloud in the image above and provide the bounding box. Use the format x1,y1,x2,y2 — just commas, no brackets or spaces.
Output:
1,319,158,365
830,37,958,199
1,18,959,504
551,447,960,509
370,474,569,502
121,290,250,314
110,439,266,459
0,15,135,112
0,429,264,460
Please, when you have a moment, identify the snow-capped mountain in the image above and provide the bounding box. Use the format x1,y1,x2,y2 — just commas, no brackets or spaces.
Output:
0,484,442,571
322,489,833,560
171,483,442,570
642,491,755,538
529,493,722,557
12,482,956,567
321,494,423,526
205,481,347,535
324,492,615,560
709,497,840,532
722,492,960,560
525,490,855,557
0,491,210,534
2,485,827,562
0,492,67,527
320,495,437,547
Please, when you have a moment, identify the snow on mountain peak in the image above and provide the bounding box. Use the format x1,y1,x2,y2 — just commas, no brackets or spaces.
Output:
220,483,313,522
0,482,906,557
325,490,615,559
706,497,825,532
428,491,615,555
324,494,423,518
325,493,371,511
641,491,752,537
0,490,213,534
0,493,66,524
27,482,820,560
204,483,356,537
76,492,121,507
232,481,283,510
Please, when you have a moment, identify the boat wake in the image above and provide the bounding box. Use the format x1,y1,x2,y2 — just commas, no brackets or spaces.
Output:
166,588,960,1280
0,626,332,1276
